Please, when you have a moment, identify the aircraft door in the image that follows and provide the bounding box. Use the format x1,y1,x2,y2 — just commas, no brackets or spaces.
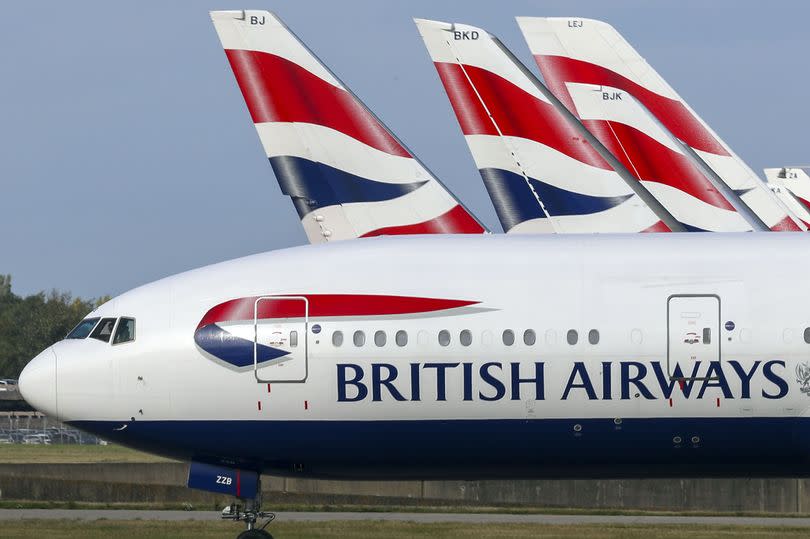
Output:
667,295,720,378
253,296,308,383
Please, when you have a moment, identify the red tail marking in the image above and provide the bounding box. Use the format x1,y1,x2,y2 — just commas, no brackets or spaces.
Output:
769,214,803,232
304,400,309,410
257,401,262,411
224,49,409,157
581,119,736,210
434,62,612,169
716,397,720,407
534,55,731,156
360,204,485,237
267,384,272,394
236,470,241,497
642,221,672,233
669,398,673,407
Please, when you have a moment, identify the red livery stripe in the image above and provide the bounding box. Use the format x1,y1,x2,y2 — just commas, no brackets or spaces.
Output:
434,62,611,170
198,294,480,328
534,55,731,157
641,220,671,233
581,119,735,210
769,214,803,232
361,204,485,237
225,49,409,157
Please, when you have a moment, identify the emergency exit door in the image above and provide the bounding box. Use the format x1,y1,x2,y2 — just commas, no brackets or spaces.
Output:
667,295,720,378
253,296,308,383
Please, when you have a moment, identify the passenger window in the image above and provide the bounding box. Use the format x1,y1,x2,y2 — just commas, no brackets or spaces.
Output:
460,329,472,346
374,330,386,347
567,329,578,345
289,330,298,348
332,331,343,347
395,330,408,347
588,329,599,345
805,327,810,344
502,330,515,346
67,318,100,339
523,329,536,346
438,330,451,347
90,318,117,343
353,331,365,347
112,318,136,345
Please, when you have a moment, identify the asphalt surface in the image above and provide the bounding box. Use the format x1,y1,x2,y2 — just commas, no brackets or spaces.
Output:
1,509,810,527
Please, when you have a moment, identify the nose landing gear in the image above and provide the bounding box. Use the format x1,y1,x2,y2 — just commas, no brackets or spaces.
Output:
186,461,275,538
222,492,276,539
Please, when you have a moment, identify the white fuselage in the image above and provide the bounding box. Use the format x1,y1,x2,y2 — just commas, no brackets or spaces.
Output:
19,233,810,478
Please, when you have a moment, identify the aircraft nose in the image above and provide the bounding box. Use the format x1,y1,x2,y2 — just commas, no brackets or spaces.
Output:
18,347,57,418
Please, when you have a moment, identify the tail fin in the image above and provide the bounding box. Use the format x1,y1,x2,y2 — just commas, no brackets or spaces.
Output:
210,10,485,243
517,17,803,232
415,19,670,233
765,167,810,227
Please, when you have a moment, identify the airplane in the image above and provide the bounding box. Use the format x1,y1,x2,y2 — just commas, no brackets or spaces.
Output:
765,167,810,227
19,231,810,536
211,10,486,243
17,10,810,539
415,18,753,234
516,17,806,232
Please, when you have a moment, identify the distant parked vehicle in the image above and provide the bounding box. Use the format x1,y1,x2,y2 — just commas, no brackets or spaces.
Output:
47,428,81,444
0,381,8,392
22,434,51,445
0,434,13,444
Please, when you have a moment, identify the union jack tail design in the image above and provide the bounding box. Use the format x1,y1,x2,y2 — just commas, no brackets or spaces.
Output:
415,19,669,234
210,11,486,243
517,17,803,232
765,167,810,228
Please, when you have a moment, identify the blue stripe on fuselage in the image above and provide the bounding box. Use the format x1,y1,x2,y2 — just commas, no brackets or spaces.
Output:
194,324,288,368
70,417,810,479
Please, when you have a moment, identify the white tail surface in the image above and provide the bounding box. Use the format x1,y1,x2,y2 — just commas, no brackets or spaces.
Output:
211,10,486,243
517,16,803,232
765,167,810,227
415,19,669,233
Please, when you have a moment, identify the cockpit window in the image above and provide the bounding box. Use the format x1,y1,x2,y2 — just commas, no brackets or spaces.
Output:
90,318,117,343
113,318,136,345
66,318,100,339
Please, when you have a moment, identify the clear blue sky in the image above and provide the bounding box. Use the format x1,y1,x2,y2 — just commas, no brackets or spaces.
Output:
3,0,809,299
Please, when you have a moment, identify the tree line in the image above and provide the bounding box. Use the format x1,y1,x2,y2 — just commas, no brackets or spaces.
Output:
0,275,109,379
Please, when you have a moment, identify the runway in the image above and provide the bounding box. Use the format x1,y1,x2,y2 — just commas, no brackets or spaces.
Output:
2,509,810,527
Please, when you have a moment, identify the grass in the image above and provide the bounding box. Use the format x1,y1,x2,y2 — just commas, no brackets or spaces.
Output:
1,521,810,539
0,444,172,464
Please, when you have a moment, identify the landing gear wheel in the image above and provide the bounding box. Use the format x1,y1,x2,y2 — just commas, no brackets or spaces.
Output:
236,530,273,539
222,476,276,538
